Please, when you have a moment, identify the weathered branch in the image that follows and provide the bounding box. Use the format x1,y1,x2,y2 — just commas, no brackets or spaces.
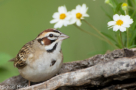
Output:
1,49,136,90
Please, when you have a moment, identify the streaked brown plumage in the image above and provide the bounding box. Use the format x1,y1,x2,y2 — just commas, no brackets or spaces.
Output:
14,40,34,69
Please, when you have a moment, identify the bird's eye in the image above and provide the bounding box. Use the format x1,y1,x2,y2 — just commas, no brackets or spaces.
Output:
49,34,53,37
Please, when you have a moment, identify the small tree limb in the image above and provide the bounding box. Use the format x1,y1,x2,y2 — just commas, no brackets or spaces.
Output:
1,49,136,90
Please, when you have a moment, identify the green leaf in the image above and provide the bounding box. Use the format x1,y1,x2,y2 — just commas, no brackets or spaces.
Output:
114,0,118,4
0,67,7,72
115,3,122,12
130,29,136,45
115,43,121,48
109,0,117,9
101,32,116,42
128,45,136,49
115,2,124,14
131,10,136,17
101,7,112,20
129,18,136,45
0,53,12,66
115,2,125,15
134,0,136,4
131,19,136,30
128,0,133,7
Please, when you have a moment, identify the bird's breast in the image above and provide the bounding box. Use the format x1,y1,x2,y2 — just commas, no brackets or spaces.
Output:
19,51,63,82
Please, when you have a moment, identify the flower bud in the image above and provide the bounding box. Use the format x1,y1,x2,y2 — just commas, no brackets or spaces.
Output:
105,0,110,4
122,3,128,11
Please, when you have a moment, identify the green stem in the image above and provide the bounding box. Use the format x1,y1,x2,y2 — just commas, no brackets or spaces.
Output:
126,0,129,48
128,6,135,10
125,0,128,15
74,24,105,41
83,20,118,49
74,24,118,49
120,31,124,48
127,29,129,47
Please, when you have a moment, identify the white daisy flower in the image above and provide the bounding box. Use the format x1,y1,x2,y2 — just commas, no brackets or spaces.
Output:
50,6,71,28
70,4,89,26
108,14,133,32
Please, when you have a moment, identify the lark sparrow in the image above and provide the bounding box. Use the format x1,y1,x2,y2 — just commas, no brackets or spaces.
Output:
10,29,69,84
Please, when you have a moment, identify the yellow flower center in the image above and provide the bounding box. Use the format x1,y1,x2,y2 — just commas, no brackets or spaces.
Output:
122,3,128,7
116,20,123,26
60,13,66,19
76,13,82,19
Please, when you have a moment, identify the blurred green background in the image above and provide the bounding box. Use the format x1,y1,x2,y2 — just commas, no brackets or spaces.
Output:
0,0,114,82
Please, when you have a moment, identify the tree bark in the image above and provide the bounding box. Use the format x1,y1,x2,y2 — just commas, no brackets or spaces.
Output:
1,49,136,90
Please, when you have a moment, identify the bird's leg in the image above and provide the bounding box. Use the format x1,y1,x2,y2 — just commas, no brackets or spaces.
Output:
28,80,31,86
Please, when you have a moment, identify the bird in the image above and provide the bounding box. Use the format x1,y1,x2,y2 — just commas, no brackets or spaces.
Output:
10,28,69,85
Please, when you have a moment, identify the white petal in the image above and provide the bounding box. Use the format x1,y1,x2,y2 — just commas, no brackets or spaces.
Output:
70,10,76,18
58,6,67,13
69,18,76,24
50,19,59,24
53,12,59,18
121,16,129,22
58,6,63,13
71,10,77,18
119,26,126,32
113,25,120,31
54,21,63,28
126,18,133,24
61,6,67,13
123,19,133,25
63,6,67,12
76,20,82,26
125,15,131,20
76,5,81,11
65,13,72,20
82,4,87,9
64,21,69,26
59,22,63,28
63,22,67,26
83,14,89,17
107,21,116,26
122,23,130,28
81,17,84,19
71,9,76,14
119,15,124,20
113,14,120,21
129,19,133,24
122,15,133,27
81,4,88,13
54,23,59,29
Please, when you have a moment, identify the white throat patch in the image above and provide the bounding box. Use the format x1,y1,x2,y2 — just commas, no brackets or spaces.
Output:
45,41,62,52
45,42,56,51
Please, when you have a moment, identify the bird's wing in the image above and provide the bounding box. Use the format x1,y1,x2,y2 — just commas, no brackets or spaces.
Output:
14,40,34,69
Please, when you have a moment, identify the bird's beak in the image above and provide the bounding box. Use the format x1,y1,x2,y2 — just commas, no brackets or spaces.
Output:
58,33,69,41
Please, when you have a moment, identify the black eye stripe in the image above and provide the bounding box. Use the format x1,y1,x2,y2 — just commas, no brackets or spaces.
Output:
37,38,43,45
51,40,55,43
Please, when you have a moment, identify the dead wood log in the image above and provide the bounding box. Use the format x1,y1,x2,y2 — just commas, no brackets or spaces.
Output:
1,49,136,90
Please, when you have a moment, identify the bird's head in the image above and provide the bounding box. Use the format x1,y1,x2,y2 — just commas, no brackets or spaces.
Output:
36,29,69,52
